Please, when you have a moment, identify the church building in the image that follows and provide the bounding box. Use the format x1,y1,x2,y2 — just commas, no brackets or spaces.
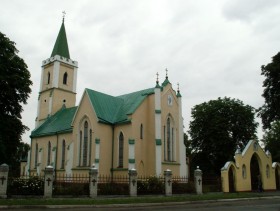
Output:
27,19,188,177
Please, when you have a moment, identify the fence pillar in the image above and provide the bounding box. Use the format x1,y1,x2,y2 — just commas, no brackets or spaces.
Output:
44,165,54,198
164,169,172,196
89,165,98,198
194,166,203,195
129,168,137,197
0,164,9,198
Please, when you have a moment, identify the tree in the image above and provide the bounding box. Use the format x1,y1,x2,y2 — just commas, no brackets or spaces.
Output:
0,32,32,166
262,121,280,162
258,52,280,130
189,97,258,175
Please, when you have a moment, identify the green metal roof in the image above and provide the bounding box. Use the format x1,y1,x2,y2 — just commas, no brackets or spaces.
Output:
51,21,70,59
31,87,155,137
86,87,154,124
31,106,77,138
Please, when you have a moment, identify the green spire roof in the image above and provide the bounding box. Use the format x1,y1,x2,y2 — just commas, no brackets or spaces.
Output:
51,20,70,59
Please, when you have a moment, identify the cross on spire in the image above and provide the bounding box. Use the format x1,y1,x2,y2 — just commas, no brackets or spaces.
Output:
156,72,159,84
165,68,168,79
177,83,180,92
62,11,66,22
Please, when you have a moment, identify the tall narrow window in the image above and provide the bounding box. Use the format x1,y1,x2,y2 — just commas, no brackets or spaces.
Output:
79,131,82,166
167,118,171,161
83,121,88,166
61,140,66,169
172,127,174,161
119,132,124,168
140,124,143,139
63,72,68,85
47,72,50,84
164,126,166,160
89,129,92,166
35,143,38,169
47,141,51,165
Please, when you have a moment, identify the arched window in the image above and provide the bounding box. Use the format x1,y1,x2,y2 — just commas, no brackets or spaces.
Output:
167,117,171,161
61,140,66,169
35,143,38,169
83,121,88,166
166,116,175,162
63,72,68,85
47,141,51,165
242,164,247,179
119,132,124,168
89,129,92,166
47,72,50,84
79,131,82,166
140,124,143,139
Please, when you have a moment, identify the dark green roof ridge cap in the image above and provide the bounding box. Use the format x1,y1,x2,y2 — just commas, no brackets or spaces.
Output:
51,21,70,59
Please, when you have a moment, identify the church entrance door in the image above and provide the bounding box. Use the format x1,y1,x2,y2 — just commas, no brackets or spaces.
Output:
228,166,235,192
250,154,260,191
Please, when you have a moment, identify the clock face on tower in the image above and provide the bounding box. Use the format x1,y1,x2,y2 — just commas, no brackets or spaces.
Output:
167,95,173,106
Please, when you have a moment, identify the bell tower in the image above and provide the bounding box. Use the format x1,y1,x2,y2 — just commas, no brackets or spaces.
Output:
35,16,78,127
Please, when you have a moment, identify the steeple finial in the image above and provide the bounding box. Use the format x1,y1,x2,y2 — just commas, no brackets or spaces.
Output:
176,82,182,97
156,72,159,84
165,68,168,79
62,11,66,23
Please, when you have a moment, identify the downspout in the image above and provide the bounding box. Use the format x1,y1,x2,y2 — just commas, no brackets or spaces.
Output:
111,125,115,179
55,132,59,180
29,137,32,176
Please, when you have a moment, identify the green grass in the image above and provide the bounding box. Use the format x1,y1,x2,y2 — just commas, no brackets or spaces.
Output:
0,192,272,206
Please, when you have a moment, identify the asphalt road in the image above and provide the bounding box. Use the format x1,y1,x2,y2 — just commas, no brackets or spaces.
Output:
4,198,280,211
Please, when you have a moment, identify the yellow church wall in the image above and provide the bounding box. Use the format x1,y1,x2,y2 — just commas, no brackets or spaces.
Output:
41,65,53,91
58,64,75,92
30,133,72,176
71,91,113,176
51,89,76,115
113,124,130,176
129,93,156,176
55,133,73,175
160,84,181,176
37,90,51,122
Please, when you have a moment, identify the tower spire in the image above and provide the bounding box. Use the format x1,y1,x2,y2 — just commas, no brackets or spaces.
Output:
51,13,70,59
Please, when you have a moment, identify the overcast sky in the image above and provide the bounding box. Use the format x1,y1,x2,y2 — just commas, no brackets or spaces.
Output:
1,0,280,144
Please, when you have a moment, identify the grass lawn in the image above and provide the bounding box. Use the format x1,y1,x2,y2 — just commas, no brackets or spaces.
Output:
0,192,273,206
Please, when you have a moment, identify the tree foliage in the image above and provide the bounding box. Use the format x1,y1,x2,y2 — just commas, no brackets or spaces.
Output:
189,97,258,175
262,121,280,162
0,31,32,166
258,52,280,130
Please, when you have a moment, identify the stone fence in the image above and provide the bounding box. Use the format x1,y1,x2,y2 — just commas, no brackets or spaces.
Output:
0,163,203,198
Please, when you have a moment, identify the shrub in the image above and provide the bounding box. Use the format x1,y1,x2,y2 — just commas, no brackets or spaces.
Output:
7,176,44,196
137,176,164,195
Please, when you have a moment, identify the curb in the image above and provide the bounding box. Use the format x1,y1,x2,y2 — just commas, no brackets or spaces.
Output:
0,195,279,209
